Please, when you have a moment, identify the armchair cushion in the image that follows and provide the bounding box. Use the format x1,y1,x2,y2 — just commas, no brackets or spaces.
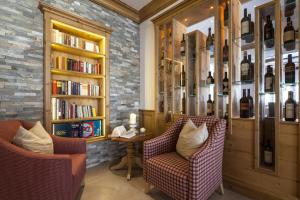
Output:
176,120,208,159
13,126,53,154
146,152,189,200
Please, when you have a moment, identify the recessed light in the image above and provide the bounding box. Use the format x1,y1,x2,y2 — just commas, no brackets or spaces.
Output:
210,6,214,9
184,18,188,22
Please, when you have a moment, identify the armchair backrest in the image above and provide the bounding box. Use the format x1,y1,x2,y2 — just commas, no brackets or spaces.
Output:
0,120,35,142
182,115,221,134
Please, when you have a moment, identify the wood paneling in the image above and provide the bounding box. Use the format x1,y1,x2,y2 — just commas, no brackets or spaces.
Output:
90,0,139,23
139,109,155,135
139,0,177,22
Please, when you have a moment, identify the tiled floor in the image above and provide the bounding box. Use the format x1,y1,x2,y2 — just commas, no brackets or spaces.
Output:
81,163,251,200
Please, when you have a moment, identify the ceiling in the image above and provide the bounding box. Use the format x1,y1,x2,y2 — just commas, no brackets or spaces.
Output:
120,0,152,10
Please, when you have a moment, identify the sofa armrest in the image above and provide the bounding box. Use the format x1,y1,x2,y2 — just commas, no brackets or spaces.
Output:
0,138,73,200
51,135,86,154
188,119,226,200
144,117,183,161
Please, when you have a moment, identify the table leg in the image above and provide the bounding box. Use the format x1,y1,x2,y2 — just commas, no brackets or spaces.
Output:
110,156,127,170
127,142,134,181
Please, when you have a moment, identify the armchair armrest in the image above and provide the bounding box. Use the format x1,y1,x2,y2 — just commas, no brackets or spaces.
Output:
188,119,226,200
144,117,183,161
0,138,73,200
51,135,86,154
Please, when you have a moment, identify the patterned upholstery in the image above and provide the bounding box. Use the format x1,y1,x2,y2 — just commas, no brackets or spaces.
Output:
0,120,87,200
144,116,226,200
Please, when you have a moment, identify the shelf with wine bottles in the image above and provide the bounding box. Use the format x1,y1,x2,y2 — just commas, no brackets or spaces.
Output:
254,1,279,173
279,0,299,124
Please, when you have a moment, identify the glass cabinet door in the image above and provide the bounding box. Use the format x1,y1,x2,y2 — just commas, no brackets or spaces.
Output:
280,0,299,123
255,1,278,172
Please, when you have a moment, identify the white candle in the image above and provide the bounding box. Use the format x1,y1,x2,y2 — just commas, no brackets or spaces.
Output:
129,113,136,125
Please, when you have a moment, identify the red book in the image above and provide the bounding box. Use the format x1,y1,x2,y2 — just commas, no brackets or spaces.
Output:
52,80,57,95
80,61,84,72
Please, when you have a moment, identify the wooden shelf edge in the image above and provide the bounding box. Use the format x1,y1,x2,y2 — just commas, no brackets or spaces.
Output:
51,95,105,99
51,69,104,79
231,117,255,121
51,42,105,59
86,136,107,143
52,116,105,123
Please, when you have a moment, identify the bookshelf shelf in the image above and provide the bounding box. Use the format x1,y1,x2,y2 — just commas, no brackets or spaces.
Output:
41,3,111,143
51,69,104,79
51,43,105,59
52,116,105,124
51,95,105,99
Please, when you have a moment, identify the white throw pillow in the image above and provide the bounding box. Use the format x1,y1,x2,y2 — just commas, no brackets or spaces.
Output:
176,119,209,159
13,122,53,154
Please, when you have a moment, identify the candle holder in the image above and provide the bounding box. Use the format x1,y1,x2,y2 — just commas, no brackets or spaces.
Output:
129,123,138,134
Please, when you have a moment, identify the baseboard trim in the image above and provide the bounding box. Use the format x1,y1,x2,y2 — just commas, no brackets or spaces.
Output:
223,175,298,200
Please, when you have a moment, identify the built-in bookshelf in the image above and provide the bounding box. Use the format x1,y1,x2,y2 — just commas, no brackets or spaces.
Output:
40,3,111,143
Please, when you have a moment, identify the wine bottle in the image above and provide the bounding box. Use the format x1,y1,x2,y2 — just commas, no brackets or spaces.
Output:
264,15,274,48
240,89,250,118
264,65,275,93
241,8,250,40
284,0,296,17
159,99,164,112
181,65,186,87
207,71,214,84
160,52,164,67
247,89,254,117
182,92,186,114
245,13,254,43
283,17,295,51
285,91,296,121
206,28,213,51
223,39,229,63
224,103,229,120
223,72,229,95
192,82,197,96
241,51,249,82
285,54,295,84
248,54,254,82
224,2,229,27
207,94,213,116
180,34,186,57
264,139,273,165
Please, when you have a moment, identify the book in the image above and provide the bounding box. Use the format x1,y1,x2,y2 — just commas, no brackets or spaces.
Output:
52,123,72,137
90,120,102,136
82,121,94,138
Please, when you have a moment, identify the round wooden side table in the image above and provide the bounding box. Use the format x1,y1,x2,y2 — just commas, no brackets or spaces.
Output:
110,134,152,180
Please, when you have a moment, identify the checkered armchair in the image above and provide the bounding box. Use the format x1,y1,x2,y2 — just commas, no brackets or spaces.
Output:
143,116,226,200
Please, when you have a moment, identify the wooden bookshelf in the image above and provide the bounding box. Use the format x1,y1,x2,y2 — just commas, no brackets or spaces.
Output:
40,2,112,143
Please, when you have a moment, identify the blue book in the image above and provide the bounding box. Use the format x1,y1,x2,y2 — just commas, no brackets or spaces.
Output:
93,120,102,136
53,123,72,137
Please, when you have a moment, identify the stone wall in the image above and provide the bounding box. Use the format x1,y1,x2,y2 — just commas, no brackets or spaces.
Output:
0,0,140,168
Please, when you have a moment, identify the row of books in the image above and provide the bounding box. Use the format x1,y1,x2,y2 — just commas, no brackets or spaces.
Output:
52,29,100,53
52,56,102,74
53,120,102,138
52,98,97,120
52,80,100,96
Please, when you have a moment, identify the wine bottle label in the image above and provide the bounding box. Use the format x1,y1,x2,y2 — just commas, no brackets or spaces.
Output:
285,65,294,72
223,82,228,92
207,103,213,113
264,151,272,164
207,78,211,84
284,30,295,42
241,63,249,76
286,103,294,118
241,21,249,34
265,77,273,90
240,103,249,110
180,46,185,52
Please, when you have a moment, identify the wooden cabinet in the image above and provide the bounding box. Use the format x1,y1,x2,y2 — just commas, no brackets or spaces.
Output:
153,0,300,198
